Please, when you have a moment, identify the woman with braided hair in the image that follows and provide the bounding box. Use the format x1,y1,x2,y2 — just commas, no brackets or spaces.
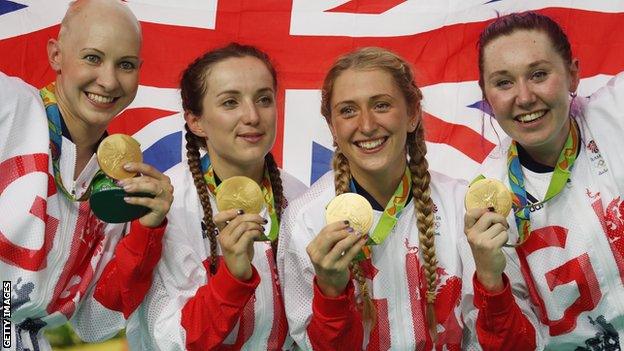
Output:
278,47,467,350
126,43,306,350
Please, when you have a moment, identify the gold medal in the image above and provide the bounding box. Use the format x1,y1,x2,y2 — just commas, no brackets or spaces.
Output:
325,193,374,233
465,178,512,216
216,176,264,214
97,134,142,180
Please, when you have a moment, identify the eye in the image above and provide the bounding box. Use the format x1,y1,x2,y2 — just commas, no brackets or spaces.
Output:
222,99,238,108
84,54,101,64
256,95,274,107
373,101,391,112
494,79,513,89
531,70,548,81
339,105,357,118
119,61,137,71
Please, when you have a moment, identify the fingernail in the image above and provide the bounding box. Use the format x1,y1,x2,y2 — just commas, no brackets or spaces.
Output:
116,180,126,187
343,220,350,225
123,163,133,170
346,226,354,233
263,219,268,224
237,209,244,215
123,185,131,191
488,206,495,212
123,197,130,202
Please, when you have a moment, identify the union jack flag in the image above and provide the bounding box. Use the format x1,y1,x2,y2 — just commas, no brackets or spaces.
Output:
2,0,623,184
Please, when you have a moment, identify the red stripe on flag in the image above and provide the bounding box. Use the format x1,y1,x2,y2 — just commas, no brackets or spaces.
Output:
107,107,177,136
326,0,406,15
423,112,495,163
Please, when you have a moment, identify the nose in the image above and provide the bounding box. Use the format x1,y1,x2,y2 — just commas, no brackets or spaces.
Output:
515,80,536,109
359,109,378,135
96,63,120,92
241,100,260,125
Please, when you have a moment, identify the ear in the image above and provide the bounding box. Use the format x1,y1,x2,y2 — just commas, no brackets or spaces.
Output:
184,112,207,138
407,107,420,133
568,58,580,93
47,39,62,73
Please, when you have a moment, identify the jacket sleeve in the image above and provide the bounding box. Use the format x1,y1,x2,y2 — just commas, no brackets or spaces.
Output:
307,278,363,350
277,204,364,350
93,219,166,318
459,234,544,351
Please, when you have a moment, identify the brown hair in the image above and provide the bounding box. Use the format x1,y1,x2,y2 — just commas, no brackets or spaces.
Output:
321,47,439,336
477,12,572,92
181,43,283,273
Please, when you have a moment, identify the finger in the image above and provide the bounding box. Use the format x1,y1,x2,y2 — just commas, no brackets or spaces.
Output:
491,229,509,249
472,211,509,234
123,162,166,180
234,229,262,251
310,226,351,258
324,229,363,264
336,235,368,268
222,221,264,246
214,209,244,229
119,176,162,197
464,208,489,231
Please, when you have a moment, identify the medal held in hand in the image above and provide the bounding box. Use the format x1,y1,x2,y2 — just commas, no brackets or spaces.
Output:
216,176,269,241
465,178,513,216
90,134,153,223
325,193,374,234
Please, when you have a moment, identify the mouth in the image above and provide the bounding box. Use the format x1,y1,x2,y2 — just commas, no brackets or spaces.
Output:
515,110,547,124
238,132,264,143
354,137,388,152
85,92,118,105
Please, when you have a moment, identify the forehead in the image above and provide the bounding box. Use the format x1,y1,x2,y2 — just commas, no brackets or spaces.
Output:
62,7,141,57
205,56,274,94
482,29,562,72
332,68,399,102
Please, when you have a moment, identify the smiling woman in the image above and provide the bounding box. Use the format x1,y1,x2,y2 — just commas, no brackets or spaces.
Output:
463,12,624,350
125,43,307,351
278,47,469,350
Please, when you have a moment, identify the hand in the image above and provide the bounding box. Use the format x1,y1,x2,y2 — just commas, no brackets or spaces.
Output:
306,220,368,297
464,208,510,292
214,209,266,281
119,162,173,228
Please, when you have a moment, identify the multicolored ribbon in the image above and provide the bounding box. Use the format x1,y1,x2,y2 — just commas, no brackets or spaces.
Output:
352,167,411,260
507,119,580,246
200,155,279,241
40,83,94,201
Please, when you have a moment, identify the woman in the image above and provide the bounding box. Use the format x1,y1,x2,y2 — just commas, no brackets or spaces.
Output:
0,1,172,348
126,43,306,350
278,47,466,350
463,12,624,350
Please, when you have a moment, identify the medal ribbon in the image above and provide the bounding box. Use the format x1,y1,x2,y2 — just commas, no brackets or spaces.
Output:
507,119,580,245
351,167,411,259
40,83,92,201
200,155,279,241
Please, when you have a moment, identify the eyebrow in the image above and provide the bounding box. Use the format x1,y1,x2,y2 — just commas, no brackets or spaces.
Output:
216,87,274,97
332,93,394,109
79,48,139,61
488,60,552,78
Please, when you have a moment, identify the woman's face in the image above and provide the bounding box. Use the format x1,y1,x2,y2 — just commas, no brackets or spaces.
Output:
482,29,579,161
328,68,417,180
187,56,277,170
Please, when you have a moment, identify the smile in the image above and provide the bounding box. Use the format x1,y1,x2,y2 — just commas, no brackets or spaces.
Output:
515,110,546,123
354,137,387,150
85,92,116,104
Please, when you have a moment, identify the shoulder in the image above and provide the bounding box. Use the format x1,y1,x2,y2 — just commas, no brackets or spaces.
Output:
278,170,308,203
0,72,45,117
284,171,334,215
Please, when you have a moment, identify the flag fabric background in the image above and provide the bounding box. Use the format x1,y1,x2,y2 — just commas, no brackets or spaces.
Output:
1,0,624,186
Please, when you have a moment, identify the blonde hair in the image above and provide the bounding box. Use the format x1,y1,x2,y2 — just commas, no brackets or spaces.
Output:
321,47,439,337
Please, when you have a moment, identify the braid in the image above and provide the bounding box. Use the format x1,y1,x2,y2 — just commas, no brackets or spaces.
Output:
332,149,376,326
407,123,439,340
264,153,284,259
185,125,219,274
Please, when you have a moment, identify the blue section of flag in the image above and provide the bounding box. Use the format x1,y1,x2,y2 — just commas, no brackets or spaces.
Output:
0,0,27,15
143,131,182,173
467,99,494,116
311,141,333,184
